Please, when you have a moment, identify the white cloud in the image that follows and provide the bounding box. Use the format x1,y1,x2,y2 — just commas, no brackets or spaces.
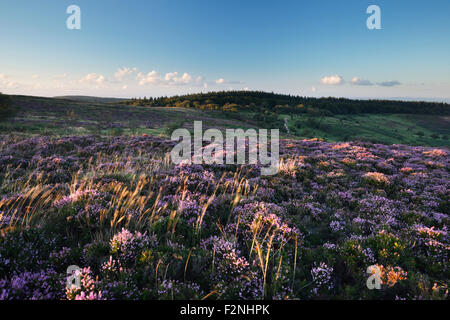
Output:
163,72,194,85
0,74,20,89
25,68,238,94
351,77,373,86
114,67,137,81
211,78,241,85
320,75,400,87
137,71,161,86
320,75,344,85
5,81,19,89
311,86,317,92
137,70,198,86
80,73,105,85
180,72,193,83
164,72,178,82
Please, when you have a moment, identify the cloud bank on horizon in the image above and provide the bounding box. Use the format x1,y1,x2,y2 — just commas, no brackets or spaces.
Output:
320,75,402,88
0,0,449,101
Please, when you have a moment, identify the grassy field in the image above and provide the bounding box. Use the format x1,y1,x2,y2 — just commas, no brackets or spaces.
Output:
284,113,450,147
2,95,261,138
3,95,449,148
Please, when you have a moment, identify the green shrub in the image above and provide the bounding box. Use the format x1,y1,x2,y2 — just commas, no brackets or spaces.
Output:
164,119,185,137
111,127,124,136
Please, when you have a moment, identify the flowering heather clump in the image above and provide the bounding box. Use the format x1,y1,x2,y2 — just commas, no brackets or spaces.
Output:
373,264,408,288
228,201,298,246
311,262,334,295
423,149,447,158
110,228,154,266
0,134,448,299
363,172,390,186
54,190,99,208
0,269,63,300
157,280,204,300
66,267,103,300
200,236,263,299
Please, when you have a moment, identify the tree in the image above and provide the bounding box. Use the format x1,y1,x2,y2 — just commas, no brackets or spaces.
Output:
0,93,16,122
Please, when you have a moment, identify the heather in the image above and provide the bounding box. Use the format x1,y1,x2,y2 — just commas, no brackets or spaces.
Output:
0,134,448,300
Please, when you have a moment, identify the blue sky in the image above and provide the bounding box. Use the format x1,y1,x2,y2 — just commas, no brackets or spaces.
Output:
0,0,449,100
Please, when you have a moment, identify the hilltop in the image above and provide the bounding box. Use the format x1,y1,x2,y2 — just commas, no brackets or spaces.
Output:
54,95,127,103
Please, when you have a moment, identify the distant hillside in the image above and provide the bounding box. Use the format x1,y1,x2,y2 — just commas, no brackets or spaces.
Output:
54,95,127,103
124,90,450,115
1,94,448,147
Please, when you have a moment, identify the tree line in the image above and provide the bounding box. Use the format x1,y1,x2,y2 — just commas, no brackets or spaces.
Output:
124,90,450,116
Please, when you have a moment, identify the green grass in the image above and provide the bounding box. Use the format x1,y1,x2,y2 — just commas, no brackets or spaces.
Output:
285,114,449,147
2,96,269,139
2,95,449,147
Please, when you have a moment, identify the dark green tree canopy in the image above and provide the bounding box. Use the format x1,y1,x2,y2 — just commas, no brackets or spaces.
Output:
124,90,450,116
